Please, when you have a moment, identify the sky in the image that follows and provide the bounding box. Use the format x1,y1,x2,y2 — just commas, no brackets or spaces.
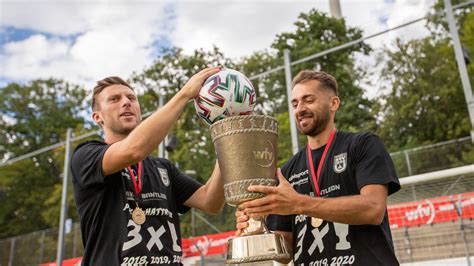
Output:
0,0,436,92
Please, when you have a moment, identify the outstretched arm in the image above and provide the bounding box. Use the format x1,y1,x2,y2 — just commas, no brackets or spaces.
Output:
102,67,221,176
242,169,388,225
184,161,225,214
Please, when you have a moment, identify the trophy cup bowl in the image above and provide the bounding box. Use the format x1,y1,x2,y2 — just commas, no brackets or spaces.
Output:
210,114,290,264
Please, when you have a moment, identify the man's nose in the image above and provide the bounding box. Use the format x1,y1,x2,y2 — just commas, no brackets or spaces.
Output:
121,97,131,107
294,103,305,116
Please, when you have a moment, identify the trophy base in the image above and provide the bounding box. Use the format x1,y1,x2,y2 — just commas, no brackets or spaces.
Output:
226,233,290,264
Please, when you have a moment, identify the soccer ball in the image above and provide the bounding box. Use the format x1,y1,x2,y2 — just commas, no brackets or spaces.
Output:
194,68,256,126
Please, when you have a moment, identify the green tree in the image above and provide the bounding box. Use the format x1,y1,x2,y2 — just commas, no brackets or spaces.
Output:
376,7,473,151
428,0,473,38
374,5,474,176
0,79,88,238
376,37,470,149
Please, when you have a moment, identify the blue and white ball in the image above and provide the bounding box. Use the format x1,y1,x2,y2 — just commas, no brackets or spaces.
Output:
194,68,256,126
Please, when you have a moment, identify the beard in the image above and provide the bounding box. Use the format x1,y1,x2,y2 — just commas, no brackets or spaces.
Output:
111,124,134,136
296,107,331,137
108,117,139,136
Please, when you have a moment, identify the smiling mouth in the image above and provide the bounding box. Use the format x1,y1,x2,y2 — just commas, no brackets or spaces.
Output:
120,112,135,118
298,116,312,123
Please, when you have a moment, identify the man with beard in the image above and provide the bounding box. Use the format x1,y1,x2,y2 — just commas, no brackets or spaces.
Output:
71,67,225,265
236,70,401,265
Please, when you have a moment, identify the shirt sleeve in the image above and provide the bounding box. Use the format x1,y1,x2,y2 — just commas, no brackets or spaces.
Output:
267,214,293,232
70,141,110,188
164,159,203,214
353,133,401,195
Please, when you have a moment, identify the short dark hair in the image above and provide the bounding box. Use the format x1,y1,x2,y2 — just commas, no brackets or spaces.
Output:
292,70,338,96
92,76,133,111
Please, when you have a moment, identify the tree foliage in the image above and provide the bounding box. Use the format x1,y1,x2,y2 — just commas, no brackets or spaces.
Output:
375,6,473,151
428,0,473,38
0,79,88,238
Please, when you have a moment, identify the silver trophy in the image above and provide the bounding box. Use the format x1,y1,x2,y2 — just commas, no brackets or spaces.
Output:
210,114,290,264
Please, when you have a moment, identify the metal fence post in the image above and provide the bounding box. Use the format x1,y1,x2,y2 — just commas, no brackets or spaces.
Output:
284,49,300,155
403,226,413,262
73,223,78,258
190,238,205,266
39,231,45,264
404,150,413,176
8,237,15,266
57,128,73,265
158,92,169,159
454,194,471,266
192,208,196,237
444,0,474,143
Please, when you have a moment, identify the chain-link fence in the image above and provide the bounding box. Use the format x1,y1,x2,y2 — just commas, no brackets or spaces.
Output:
393,217,474,264
389,175,474,265
391,137,474,178
0,224,83,266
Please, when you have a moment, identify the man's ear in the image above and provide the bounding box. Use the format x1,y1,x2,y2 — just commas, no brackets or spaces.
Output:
92,111,104,126
331,96,340,112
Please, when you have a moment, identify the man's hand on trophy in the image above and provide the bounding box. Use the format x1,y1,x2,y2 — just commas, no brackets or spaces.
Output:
234,209,249,236
241,169,304,217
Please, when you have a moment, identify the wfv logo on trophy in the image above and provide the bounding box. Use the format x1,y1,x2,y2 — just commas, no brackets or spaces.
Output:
253,140,274,168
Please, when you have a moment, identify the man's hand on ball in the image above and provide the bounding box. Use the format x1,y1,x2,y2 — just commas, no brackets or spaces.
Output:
180,66,221,100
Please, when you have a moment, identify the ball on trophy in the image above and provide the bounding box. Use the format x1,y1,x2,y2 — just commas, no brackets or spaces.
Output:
194,68,256,126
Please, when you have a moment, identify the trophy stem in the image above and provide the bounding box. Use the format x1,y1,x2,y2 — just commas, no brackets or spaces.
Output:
241,216,268,236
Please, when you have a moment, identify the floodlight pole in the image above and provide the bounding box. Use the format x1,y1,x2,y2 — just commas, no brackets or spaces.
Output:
158,92,168,159
329,0,342,18
56,128,72,266
284,49,300,154
444,0,474,143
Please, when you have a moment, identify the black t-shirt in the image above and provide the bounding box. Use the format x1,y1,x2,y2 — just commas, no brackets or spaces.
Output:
267,131,401,266
71,140,202,266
